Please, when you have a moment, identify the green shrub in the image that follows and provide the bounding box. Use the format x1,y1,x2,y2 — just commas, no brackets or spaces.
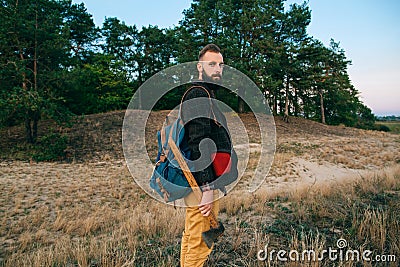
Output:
378,124,391,132
32,132,68,161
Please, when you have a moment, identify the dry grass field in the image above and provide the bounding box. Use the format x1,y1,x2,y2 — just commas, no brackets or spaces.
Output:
1,111,399,266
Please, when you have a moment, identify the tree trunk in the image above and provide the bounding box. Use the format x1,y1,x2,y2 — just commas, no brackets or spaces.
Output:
25,118,33,143
319,89,326,124
273,93,277,116
238,87,245,113
293,86,299,117
278,91,284,116
319,66,330,124
33,111,39,142
25,110,39,144
34,5,38,92
303,96,309,119
19,53,33,142
283,76,290,123
137,65,143,109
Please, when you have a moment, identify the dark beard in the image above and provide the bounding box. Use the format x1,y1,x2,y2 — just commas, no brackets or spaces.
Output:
202,70,222,84
201,71,222,94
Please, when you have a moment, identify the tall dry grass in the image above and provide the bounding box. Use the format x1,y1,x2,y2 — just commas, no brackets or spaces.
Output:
1,161,399,266
213,166,400,266
0,161,185,267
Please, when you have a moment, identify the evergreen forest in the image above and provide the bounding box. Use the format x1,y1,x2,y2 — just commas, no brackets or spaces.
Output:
0,0,377,144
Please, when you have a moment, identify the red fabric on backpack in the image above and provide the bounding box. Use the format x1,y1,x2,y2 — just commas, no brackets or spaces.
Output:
211,152,231,177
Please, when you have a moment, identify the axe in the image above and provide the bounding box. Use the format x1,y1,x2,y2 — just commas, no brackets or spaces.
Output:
168,138,225,249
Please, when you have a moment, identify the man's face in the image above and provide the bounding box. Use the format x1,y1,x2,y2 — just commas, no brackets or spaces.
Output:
197,51,224,82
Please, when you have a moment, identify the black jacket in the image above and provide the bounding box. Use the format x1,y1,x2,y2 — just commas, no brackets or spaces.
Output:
181,82,238,190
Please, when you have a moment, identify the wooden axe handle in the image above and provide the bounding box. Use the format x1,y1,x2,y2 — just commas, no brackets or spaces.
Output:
168,138,219,228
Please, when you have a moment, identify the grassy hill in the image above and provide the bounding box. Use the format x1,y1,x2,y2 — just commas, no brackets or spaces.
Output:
2,110,397,163
1,111,399,266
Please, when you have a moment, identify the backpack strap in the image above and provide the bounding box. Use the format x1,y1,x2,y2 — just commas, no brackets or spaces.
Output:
161,116,183,157
160,124,168,157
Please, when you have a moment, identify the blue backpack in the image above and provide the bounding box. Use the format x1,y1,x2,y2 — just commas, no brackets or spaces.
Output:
150,86,212,202
149,113,192,202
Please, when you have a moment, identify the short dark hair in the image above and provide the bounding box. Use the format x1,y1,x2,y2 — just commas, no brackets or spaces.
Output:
198,44,221,60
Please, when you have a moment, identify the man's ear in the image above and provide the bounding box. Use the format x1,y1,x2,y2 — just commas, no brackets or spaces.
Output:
197,62,203,80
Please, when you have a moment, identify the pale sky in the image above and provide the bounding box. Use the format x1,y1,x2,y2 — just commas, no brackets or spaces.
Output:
287,0,400,116
72,0,400,116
